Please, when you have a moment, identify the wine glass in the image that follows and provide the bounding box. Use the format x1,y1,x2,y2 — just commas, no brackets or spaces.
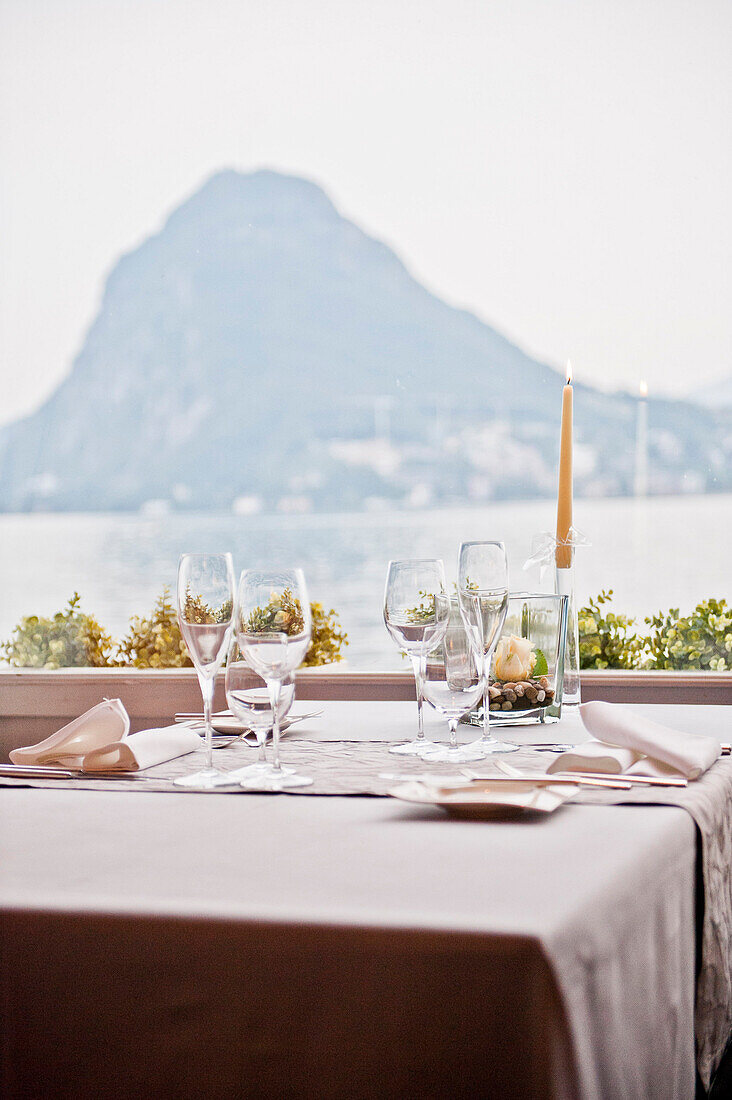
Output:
224,638,296,781
457,541,518,755
383,558,449,755
236,568,313,790
175,552,236,789
419,596,488,763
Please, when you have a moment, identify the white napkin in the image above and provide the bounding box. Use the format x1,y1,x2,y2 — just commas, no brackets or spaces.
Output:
10,698,130,768
81,725,201,772
10,698,201,773
548,700,722,780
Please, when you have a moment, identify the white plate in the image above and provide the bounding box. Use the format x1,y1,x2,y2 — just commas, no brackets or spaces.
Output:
387,779,578,820
209,712,316,735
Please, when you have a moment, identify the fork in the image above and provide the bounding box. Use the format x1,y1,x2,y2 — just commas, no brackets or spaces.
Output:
181,726,259,750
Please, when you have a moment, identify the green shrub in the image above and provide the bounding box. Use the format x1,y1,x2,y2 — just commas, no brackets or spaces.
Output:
645,598,732,671
302,602,349,666
3,589,348,669
117,587,192,668
1,593,116,669
4,588,730,673
578,589,647,670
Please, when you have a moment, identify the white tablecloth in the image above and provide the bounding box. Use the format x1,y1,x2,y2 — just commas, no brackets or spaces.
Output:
0,701,707,1099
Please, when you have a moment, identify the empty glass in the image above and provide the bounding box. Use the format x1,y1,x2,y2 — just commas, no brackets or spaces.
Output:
457,540,518,755
175,552,236,789
419,596,487,763
224,639,296,781
383,558,449,755
236,568,313,790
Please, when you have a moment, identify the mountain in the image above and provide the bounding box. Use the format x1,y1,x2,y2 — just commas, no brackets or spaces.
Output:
695,377,732,409
1,168,730,512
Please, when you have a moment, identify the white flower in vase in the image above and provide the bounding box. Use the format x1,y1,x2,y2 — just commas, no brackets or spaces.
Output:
494,635,536,682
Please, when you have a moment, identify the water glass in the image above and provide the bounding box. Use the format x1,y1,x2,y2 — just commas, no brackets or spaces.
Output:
224,639,296,780
420,596,487,763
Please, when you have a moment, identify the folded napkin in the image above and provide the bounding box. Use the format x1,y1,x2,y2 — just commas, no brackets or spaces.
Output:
10,698,201,773
547,700,722,780
81,725,201,772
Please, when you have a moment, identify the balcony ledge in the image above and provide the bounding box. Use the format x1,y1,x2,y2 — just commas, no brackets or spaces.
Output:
1,664,730,729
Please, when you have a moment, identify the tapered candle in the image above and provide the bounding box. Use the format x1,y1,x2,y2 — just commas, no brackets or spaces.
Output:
555,361,573,569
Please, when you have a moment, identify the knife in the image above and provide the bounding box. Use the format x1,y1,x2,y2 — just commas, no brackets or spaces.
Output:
0,764,78,779
0,764,166,782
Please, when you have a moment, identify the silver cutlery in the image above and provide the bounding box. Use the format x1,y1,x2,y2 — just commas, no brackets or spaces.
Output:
0,764,78,779
492,755,687,789
519,743,576,752
174,729,254,750
212,735,267,750
464,766,686,789
174,709,323,727
453,773,633,791
0,764,164,782
177,709,324,749
552,770,687,788
174,710,235,720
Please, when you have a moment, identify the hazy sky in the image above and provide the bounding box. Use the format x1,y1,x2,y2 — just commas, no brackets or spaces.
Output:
1,0,730,426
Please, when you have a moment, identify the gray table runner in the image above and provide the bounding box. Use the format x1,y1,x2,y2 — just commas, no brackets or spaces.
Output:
0,739,561,796
579,759,732,1089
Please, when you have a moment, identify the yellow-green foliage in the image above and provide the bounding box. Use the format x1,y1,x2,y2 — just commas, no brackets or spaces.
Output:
579,592,732,670
646,599,732,671
11,588,729,672
579,590,647,670
302,602,348,666
244,588,306,636
117,587,193,668
3,589,347,669
1,593,116,669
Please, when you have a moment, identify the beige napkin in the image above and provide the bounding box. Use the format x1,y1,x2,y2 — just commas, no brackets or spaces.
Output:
10,698,201,773
548,700,722,780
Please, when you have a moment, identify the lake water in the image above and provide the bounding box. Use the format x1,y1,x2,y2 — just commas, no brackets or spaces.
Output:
0,494,728,668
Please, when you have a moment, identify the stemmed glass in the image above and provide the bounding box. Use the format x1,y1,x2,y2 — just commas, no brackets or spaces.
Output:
419,596,488,763
224,639,296,781
457,540,518,755
383,558,449,755
175,552,236,788
236,568,313,790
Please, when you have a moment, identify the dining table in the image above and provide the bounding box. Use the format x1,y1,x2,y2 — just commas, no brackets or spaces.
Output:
2,700,731,1100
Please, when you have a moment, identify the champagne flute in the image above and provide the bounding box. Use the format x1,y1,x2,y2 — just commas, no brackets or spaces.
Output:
419,596,488,763
175,552,236,789
224,637,295,781
457,540,518,755
236,568,313,790
383,558,449,755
